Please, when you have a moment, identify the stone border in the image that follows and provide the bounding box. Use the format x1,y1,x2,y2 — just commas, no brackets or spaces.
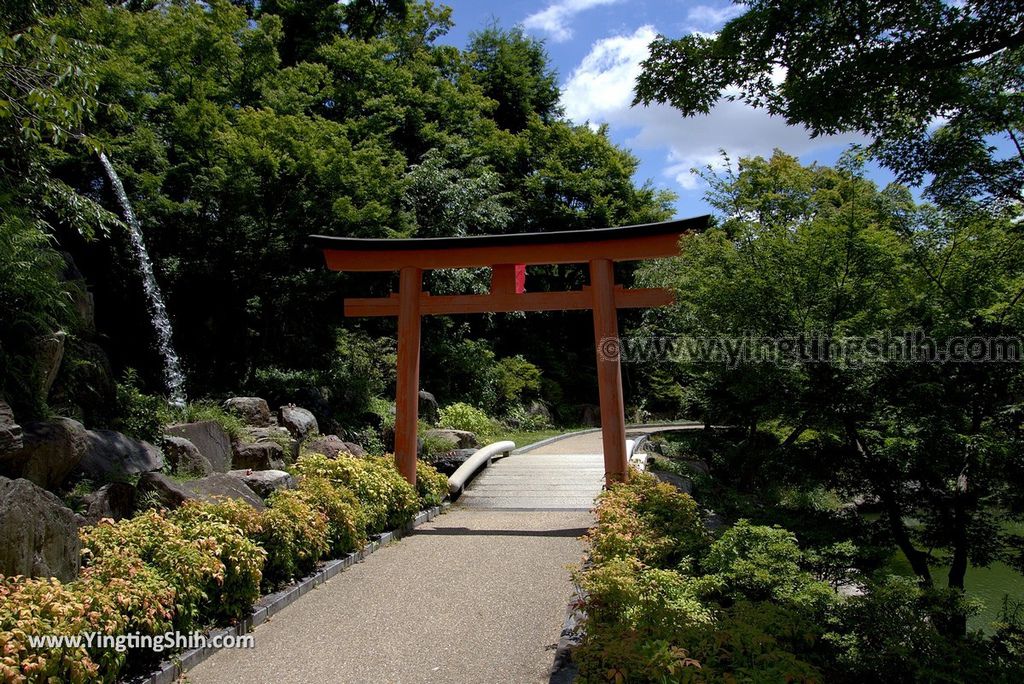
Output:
138,504,446,684
549,584,587,684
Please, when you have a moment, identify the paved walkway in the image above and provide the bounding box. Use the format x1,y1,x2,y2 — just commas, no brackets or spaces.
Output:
189,431,612,684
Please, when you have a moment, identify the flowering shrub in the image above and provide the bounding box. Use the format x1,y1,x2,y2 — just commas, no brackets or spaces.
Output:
437,402,495,436
415,460,449,509
293,475,367,556
262,490,330,585
292,453,418,534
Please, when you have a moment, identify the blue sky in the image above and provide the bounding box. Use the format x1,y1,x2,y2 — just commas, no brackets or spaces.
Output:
435,0,897,219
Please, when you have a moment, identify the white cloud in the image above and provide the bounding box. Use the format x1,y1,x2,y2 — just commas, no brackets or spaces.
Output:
686,3,745,31
561,26,862,195
523,0,623,42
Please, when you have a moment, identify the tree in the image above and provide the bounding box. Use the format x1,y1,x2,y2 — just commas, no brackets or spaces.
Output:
634,0,1024,211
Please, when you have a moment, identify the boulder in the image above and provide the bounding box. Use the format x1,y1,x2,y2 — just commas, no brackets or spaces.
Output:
78,430,163,481
278,405,318,441
305,434,363,459
526,400,552,425
223,397,271,427
163,436,213,477
418,390,439,424
183,473,265,510
244,426,299,461
651,469,693,495
229,469,296,500
164,421,232,473
580,404,601,427
430,448,477,476
423,428,478,450
0,476,80,581
137,472,193,510
79,481,136,523
33,331,66,397
231,440,286,470
7,418,88,490
0,399,24,461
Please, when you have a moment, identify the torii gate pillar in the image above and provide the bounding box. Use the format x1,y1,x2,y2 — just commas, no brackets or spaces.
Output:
313,216,709,488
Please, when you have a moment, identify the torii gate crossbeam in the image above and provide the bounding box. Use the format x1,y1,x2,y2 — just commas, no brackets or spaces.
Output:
312,216,708,487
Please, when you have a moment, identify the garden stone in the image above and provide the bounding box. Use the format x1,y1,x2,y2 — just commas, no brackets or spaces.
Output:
0,476,80,581
183,473,265,510
0,399,22,460
526,400,551,425
418,390,439,424
651,469,693,495
163,436,213,477
430,448,477,476
137,472,193,510
579,404,601,427
33,331,66,397
80,481,136,523
244,426,298,461
306,434,363,459
223,397,271,427
78,430,163,481
6,417,88,490
278,405,318,441
423,428,478,450
229,469,296,499
232,439,286,470
164,421,232,472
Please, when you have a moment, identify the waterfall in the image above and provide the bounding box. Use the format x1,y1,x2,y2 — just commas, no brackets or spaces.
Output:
98,152,187,407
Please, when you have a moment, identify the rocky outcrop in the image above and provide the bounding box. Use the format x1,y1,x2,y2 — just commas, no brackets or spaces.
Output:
278,405,318,441
527,400,552,425
305,434,364,459
183,473,265,510
650,469,693,495
423,428,478,450
231,440,285,471
0,476,80,581
244,426,298,461
418,390,439,425
229,469,296,500
6,418,88,490
77,430,163,481
164,421,232,472
137,472,193,510
79,481,136,523
163,436,213,477
0,399,24,461
33,331,66,398
223,397,271,427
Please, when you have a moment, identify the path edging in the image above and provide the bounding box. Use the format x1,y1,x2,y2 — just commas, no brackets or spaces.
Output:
141,504,446,684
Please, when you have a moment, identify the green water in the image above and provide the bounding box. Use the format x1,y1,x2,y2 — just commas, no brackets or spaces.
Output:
874,517,1024,632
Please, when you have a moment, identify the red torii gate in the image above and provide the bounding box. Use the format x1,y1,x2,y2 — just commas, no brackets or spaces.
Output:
312,216,708,487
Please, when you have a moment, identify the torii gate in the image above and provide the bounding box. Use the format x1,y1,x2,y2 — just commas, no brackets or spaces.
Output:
312,216,708,487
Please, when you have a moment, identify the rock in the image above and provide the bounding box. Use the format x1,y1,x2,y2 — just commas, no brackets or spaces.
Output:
580,404,601,427
6,418,88,490
423,429,478,450
418,391,439,424
306,434,362,459
0,476,80,581
78,430,163,481
137,472,193,510
163,436,213,477
232,440,286,470
526,400,552,425
685,460,710,476
651,469,693,495
223,397,271,427
430,448,477,476
278,405,318,441
0,399,23,460
164,421,232,472
183,473,265,510
79,481,136,523
33,331,66,397
704,510,728,534
244,427,299,461
229,469,296,500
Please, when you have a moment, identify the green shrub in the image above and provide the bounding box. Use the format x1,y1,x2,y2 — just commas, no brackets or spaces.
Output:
80,511,224,632
438,402,495,436
294,475,367,556
170,401,247,442
263,490,330,584
292,453,418,534
114,369,172,442
419,431,457,461
493,355,542,406
588,471,708,569
169,503,266,621
415,461,449,508
702,519,814,602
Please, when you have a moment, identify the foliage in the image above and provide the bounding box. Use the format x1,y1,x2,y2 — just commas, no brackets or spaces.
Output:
292,475,367,556
262,490,330,584
292,453,418,534
635,0,1024,212
170,401,247,442
437,402,496,437
415,460,448,509
114,368,170,442
492,355,542,407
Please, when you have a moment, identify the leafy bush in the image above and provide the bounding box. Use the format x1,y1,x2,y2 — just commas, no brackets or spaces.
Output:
438,402,495,436
262,490,330,584
293,475,367,556
415,460,449,508
114,369,171,442
493,355,541,406
419,431,458,461
170,401,247,442
588,471,707,569
702,520,810,601
292,453,418,534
